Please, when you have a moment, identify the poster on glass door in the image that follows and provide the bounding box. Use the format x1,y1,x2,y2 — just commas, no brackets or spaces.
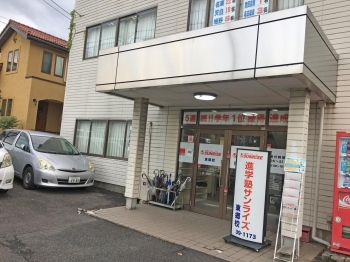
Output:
231,149,270,244
179,142,194,163
213,0,237,26
198,143,223,167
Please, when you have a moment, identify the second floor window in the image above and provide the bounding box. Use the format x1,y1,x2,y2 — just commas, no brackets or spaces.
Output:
42,51,53,74
54,55,65,77
6,50,19,72
118,8,157,46
277,0,303,11
189,0,214,31
84,8,157,59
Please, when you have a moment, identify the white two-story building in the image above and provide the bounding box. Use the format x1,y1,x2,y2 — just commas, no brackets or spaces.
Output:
61,0,348,246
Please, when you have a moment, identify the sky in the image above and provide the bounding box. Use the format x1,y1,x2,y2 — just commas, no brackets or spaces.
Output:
0,0,76,40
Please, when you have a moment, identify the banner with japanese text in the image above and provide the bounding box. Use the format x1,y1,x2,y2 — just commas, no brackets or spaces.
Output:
199,111,266,125
231,149,270,243
213,0,237,26
183,111,197,124
243,0,269,19
269,111,289,126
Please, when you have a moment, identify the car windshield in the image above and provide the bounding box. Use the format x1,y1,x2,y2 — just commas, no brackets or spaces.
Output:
31,135,80,155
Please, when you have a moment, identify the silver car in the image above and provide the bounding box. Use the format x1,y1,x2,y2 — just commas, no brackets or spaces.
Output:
0,130,95,189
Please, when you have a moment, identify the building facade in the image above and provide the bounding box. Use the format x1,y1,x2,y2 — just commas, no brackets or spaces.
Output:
0,20,68,133
61,0,348,243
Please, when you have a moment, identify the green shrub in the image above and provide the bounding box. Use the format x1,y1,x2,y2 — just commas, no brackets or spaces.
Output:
0,116,19,130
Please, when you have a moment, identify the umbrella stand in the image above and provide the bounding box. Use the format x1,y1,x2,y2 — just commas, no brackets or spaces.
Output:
147,171,185,211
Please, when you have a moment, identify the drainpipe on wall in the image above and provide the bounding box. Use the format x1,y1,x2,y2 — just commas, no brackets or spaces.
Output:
312,101,330,247
147,122,153,176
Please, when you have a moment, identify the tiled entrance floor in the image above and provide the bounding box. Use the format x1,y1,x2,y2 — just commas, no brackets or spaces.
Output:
89,204,324,262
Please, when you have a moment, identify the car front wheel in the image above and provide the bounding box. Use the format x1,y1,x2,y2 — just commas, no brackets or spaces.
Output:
23,167,35,190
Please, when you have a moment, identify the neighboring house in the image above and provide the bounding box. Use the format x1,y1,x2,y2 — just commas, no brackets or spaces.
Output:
61,0,346,245
0,20,68,133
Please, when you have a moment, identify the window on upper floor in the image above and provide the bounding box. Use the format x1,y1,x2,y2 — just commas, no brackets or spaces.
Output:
41,51,53,74
84,8,157,59
118,8,157,46
6,50,19,72
54,55,65,77
6,52,12,72
189,0,215,31
189,0,303,31
277,0,303,11
1,99,13,116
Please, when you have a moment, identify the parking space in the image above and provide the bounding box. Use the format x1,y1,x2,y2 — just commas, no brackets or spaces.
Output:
0,178,223,262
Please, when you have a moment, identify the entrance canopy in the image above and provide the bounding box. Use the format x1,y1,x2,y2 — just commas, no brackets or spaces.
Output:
96,6,338,107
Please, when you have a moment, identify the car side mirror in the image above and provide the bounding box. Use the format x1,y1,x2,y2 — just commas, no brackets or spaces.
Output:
21,144,29,152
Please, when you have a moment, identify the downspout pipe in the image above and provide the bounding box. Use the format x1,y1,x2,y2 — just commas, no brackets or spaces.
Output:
147,122,153,176
312,101,329,247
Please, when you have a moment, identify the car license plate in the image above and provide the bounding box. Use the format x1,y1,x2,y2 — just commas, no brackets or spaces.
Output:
68,177,80,183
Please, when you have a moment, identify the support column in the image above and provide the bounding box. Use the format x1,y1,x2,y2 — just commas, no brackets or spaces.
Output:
283,89,310,248
125,98,148,209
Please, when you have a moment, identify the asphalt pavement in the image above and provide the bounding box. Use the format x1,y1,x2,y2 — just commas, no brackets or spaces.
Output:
0,178,223,262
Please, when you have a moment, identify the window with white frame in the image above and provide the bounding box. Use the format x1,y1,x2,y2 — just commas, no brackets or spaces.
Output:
277,0,303,11
54,55,65,77
6,50,19,72
74,120,132,159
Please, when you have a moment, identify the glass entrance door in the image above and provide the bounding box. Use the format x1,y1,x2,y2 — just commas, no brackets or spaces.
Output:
192,130,226,218
190,129,263,219
222,131,264,220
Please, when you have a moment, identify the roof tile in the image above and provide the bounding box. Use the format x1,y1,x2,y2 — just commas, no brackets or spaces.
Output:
8,19,67,49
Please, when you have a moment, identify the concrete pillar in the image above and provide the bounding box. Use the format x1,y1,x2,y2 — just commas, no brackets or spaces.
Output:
282,89,310,248
125,98,148,209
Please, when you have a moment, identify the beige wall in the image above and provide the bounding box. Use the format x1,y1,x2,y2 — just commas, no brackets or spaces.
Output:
0,30,67,130
0,32,32,128
26,42,68,85
45,101,63,133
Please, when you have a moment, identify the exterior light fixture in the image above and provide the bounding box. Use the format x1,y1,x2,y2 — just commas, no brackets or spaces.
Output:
271,109,279,112
194,93,217,101
33,98,37,106
243,112,258,116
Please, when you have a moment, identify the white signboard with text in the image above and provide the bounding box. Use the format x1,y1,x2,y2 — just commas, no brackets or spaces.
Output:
230,146,259,168
198,143,223,167
243,0,269,19
183,111,197,124
199,111,266,126
231,149,270,243
267,148,286,174
179,142,194,163
269,110,288,126
213,0,237,26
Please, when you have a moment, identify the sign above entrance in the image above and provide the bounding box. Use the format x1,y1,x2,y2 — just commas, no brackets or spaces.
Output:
199,111,266,126
269,111,289,126
183,111,197,124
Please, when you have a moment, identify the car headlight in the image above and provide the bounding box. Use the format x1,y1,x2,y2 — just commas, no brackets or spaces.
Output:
89,161,94,172
1,153,12,168
38,159,55,171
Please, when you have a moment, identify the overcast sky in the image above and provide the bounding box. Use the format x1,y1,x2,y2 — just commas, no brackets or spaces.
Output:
0,0,76,40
